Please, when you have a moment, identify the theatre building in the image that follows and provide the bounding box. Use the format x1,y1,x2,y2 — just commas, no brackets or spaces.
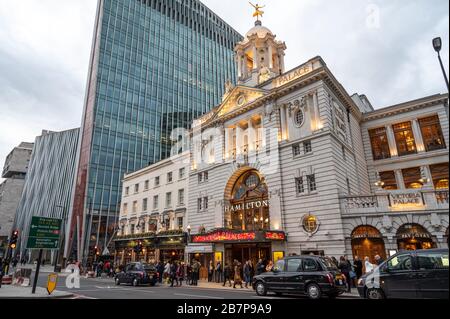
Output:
185,19,449,267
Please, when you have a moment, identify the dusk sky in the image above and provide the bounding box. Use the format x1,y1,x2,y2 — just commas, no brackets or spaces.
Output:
0,0,448,182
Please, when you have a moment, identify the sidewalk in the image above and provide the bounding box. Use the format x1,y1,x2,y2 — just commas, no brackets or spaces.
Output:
0,285,73,299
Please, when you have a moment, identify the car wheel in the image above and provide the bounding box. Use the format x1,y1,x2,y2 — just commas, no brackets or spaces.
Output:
306,283,322,300
255,282,267,297
366,288,385,300
115,278,120,286
132,278,139,287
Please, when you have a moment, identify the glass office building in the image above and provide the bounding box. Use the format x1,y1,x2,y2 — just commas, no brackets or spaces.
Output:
67,0,242,262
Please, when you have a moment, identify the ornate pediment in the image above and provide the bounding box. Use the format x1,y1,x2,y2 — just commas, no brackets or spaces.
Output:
217,86,267,118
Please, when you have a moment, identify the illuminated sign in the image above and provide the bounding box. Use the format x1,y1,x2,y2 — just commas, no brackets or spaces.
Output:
265,232,286,241
191,229,286,243
192,231,256,243
224,200,270,213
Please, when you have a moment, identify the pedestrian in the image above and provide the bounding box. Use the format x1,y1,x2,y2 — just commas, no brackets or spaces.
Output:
374,255,385,266
177,262,185,287
170,261,178,287
215,261,222,283
243,260,251,289
12,256,19,268
223,263,232,287
338,256,352,293
186,263,192,285
364,256,375,274
331,256,339,267
191,259,199,286
265,260,274,273
208,260,214,282
353,256,363,279
255,259,265,276
157,261,164,284
233,260,243,289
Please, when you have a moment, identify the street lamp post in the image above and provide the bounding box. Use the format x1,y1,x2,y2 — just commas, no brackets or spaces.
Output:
433,37,450,94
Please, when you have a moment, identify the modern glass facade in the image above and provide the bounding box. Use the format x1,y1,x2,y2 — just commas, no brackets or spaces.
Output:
68,0,242,262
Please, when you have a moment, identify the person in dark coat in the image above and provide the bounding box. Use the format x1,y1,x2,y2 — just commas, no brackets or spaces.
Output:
170,261,179,287
215,261,223,283
338,256,352,292
255,259,265,276
157,261,164,284
243,261,252,288
353,256,363,279
222,263,232,287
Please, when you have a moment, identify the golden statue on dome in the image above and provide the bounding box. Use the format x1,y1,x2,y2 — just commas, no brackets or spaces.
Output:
249,2,265,21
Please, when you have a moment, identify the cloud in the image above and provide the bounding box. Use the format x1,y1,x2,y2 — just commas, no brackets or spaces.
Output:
0,0,448,182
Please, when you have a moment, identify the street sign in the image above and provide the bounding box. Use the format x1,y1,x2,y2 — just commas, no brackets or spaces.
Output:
26,217,62,250
47,273,58,295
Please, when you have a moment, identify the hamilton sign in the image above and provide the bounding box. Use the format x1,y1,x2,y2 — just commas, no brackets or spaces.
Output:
224,200,270,213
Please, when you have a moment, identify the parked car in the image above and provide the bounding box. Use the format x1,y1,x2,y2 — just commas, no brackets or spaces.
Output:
115,262,159,287
252,256,347,299
358,249,449,299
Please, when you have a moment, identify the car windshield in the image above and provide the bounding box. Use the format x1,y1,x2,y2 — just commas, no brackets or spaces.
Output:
320,257,338,270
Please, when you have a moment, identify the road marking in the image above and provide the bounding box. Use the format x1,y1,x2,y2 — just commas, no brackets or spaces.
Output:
174,293,225,299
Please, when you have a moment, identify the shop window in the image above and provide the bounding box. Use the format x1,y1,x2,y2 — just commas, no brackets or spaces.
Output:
369,127,391,160
402,167,422,189
430,163,449,190
379,171,398,190
393,122,417,156
419,115,446,152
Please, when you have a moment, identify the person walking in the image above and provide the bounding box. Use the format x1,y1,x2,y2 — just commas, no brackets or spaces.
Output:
176,262,185,287
208,260,214,282
170,261,178,287
157,261,164,284
255,259,265,276
215,261,222,283
364,256,375,274
243,261,252,289
353,256,363,279
338,256,352,293
186,263,192,285
191,259,199,286
223,263,232,287
233,260,243,289
164,261,171,284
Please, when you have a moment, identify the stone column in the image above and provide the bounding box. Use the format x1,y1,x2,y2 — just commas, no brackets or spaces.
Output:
395,170,406,189
268,45,273,69
225,126,231,159
313,91,321,131
280,104,287,141
237,55,242,78
385,125,399,157
253,47,258,70
236,125,244,155
248,118,256,151
269,190,283,231
412,119,426,153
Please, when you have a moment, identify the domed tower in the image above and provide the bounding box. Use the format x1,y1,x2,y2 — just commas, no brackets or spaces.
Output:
235,19,287,87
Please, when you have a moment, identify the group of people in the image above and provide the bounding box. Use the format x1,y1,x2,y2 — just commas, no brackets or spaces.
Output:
91,260,115,278
330,254,385,292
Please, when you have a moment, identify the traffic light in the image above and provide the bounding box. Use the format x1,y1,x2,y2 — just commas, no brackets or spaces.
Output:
9,230,19,249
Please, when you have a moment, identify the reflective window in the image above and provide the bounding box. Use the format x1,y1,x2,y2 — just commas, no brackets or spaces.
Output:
419,115,446,152
417,252,449,270
393,122,417,156
386,254,412,272
287,259,302,272
402,167,422,189
369,127,391,160
274,259,285,272
379,171,398,190
302,259,318,271
430,163,449,190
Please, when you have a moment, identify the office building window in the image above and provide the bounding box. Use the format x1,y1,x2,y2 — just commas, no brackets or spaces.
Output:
123,203,128,214
132,201,138,213
402,167,422,189
166,192,172,208
204,197,209,209
419,115,446,152
167,172,173,183
393,122,417,156
144,180,149,191
125,187,130,196
178,189,185,205
430,163,449,190
307,175,317,192
142,198,148,212
153,195,159,210
134,184,139,194
198,173,203,183
379,171,398,190
369,127,391,160
197,198,203,211
304,141,312,154
295,177,304,194
155,176,160,187
293,144,301,157
204,171,209,181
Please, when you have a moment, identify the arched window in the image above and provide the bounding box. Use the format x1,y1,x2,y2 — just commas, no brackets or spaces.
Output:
229,170,269,231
